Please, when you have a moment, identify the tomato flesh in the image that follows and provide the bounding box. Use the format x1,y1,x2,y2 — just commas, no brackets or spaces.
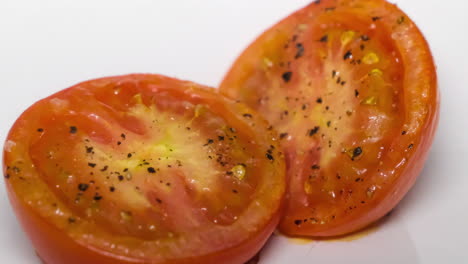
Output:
4,74,286,263
220,0,439,237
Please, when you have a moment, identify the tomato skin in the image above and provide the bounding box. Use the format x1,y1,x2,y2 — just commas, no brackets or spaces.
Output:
8,190,279,264
4,74,286,263
220,0,439,237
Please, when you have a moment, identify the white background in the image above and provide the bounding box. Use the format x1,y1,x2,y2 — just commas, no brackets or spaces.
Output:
0,0,467,263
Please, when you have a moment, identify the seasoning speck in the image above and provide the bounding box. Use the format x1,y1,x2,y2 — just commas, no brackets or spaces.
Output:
88,163,96,168
319,35,328,43
352,147,363,160
266,153,274,161
70,126,77,134
78,183,89,192
308,126,320,136
295,43,305,59
147,167,156,173
282,72,293,83
343,50,353,60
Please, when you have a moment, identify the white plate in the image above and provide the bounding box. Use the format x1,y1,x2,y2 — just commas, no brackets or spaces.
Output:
0,0,467,263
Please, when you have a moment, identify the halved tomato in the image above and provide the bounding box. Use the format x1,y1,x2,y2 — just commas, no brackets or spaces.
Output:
220,0,439,237
3,74,286,263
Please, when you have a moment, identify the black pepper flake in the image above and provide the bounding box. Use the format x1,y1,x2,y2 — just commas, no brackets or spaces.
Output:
147,167,156,173
319,35,329,43
203,139,214,146
343,50,353,60
86,146,94,154
280,133,289,139
78,183,89,192
243,113,253,118
316,97,323,104
355,177,362,182
69,126,77,134
282,71,293,83
408,144,414,149
118,175,124,181
121,133,126,139
308,126,320,136
117,141,122,145
127,153,132,158
100,166,108,172
402,131,407,135
352,147,363,160
93,194,103,201
295,43,305,59
325,106,330,111
355,89,360,97
372,16,381,21
327,121,331,127
37,128,44,132
311,164,320,170
109,186,115,192
156,198,163,204
397,16,405,24
232,189,239,194
294,219,303,225
218,136,225,141
68,217,76,223
266,153,274,161
88,163,96,168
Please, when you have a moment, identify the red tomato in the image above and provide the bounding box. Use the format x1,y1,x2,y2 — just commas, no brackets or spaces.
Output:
220,0,439,237
3,74,286,263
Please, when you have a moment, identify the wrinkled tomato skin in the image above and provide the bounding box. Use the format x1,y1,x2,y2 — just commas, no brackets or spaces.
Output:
220,0,439,237
4,74,286,264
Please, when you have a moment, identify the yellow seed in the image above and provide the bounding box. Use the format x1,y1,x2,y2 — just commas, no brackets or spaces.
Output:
361,96,378,105
263,57,274,68
194,104,206,118
304,182,313,194
362,52,380,64
120,211,132,222
367,186,376,198
298,24,308,31
231,164,246,180
369,68,383,76
341,31,356,46
133,93,143,104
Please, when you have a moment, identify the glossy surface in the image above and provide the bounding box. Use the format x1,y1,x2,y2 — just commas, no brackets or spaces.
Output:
1,0,467,263
220,0,439,237
3,74,285,264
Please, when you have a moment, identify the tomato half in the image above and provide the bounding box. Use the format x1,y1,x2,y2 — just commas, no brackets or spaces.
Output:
3,74,286,263
220,0,439,237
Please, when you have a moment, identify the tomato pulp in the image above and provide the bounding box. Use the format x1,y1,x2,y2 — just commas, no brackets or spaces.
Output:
220,0,439,237
3,74,286,263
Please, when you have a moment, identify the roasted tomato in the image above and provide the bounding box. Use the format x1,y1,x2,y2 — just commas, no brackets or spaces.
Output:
3,74,285,264
220,0,439,237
